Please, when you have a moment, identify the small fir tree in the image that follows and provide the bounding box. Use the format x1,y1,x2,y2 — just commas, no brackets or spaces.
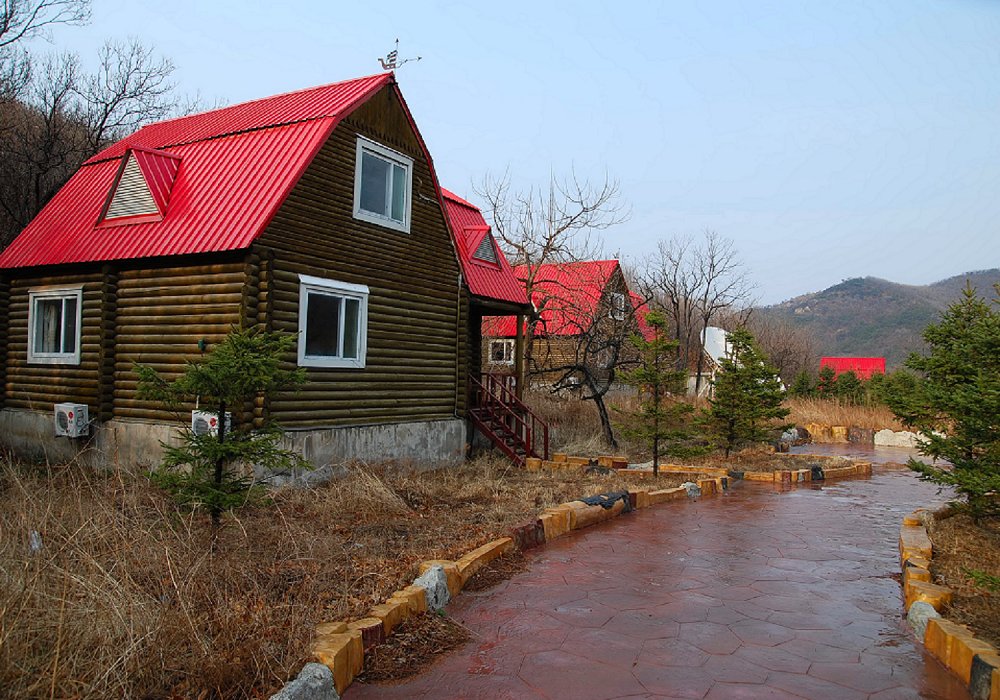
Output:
136,326,308,530
701,328,790,457
833,370,865,405
816,365,837,395
886,285,1000,522
788,370,815,398
617,311,699,474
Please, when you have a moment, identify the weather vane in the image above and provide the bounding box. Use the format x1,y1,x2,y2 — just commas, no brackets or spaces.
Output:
379,38,421,70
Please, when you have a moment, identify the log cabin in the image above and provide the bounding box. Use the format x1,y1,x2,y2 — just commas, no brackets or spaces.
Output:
483,259,648,388
0,73,539,469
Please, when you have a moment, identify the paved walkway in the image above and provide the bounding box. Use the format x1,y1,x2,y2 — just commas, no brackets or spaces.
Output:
347,466,969,699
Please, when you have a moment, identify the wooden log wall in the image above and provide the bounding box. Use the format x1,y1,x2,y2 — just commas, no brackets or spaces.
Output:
112,260,244,421
0,275,9,410
4,272,104,410
255,85,463,428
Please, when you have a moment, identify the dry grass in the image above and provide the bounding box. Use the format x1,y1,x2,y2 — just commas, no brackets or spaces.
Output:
0,454,657,698
928,514,1000,648
784,397,906,431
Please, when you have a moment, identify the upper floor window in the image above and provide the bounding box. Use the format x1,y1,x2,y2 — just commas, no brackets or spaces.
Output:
353,137,412,233
28,286,83,365
298,275,369,369
610,292,626,321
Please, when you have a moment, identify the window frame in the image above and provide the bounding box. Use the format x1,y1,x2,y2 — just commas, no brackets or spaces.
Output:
27,285,83,365
297,274,370,369
352,136,413,234
489,339,515,366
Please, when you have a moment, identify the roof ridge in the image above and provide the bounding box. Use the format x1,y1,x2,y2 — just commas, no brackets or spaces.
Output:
142,72,391,129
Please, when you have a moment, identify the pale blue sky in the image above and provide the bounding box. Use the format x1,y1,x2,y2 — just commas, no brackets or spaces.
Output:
32,0,1000,303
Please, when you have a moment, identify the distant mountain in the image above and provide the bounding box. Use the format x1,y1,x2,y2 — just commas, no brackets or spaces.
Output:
761,269,1000,369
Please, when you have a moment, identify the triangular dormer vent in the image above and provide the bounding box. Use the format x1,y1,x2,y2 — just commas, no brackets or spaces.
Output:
473,233,499,264
106,155,159,219
99,148,180,226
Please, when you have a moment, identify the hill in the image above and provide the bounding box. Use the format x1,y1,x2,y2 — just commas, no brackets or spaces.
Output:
761,269,1000,369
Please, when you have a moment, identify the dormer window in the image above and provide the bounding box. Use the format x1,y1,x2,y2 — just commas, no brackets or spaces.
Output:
98,148,180,227
353,137,412,233
472,232,500,265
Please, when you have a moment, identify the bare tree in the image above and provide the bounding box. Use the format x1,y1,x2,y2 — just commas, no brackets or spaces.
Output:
742,312,818,382
637,234,701,373
692,231,754,393
80,38,175,150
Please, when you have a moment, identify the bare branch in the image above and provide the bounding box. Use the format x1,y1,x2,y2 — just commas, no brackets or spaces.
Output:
0,0,90,49
78,38,175,150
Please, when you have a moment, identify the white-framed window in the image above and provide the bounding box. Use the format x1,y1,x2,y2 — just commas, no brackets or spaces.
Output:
610,292,626,320
27,286,83,365
353,137,412,233
489,339,515,365
297,275,369,368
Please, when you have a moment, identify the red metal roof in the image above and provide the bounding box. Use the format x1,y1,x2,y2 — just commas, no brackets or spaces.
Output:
440,189,527,308
820,357,886,380
0,74,392,269
485,259,622,337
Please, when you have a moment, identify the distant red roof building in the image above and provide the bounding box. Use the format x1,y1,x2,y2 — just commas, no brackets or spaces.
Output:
820,357,886,380
485,260,626,337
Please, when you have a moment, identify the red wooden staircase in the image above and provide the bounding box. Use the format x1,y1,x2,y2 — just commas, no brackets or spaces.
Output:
469,373,549,466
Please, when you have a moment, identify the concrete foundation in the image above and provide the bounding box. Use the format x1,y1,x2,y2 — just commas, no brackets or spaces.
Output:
0,408,466,476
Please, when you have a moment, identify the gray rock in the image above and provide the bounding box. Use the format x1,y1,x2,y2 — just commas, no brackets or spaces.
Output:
682,481,702,498
780,428,798,442
413,565,450,610
906,601,940,639
874,429,919,448
269,663,338,700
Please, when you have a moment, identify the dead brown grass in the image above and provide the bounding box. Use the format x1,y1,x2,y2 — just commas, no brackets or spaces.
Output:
0,455,650,698
928,514,1000,648
784,397,905,431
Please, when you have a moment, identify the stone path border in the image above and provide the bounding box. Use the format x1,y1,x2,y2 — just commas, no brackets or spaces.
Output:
899,508,1000,699
269,453,871,700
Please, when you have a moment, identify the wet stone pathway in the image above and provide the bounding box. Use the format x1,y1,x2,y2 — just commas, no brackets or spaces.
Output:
347,466,969,699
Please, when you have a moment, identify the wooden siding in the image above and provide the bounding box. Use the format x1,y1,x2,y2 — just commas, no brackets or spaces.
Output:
4,271,103,410
111,259,245,420
0,275,9,409
255,85,463,428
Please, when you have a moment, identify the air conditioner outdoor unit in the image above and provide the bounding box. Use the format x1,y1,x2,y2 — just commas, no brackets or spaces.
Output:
54,403,89,438
191,410,232,437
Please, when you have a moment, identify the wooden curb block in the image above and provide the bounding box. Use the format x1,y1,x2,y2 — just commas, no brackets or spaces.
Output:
456,537,514,586
629,489,650,509
312,630,363,694
970,652,1000,700
564,498,627,530
906,579,953,611
900,524,933,560
347,617,385,651
648,487,687,505
540,506,573,541
390,584,428,615
369,598,409,636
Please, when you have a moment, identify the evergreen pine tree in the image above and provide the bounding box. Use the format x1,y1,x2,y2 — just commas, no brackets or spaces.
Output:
136,326,308,531
789,370,814,397
886,285,1000,521
701,328,790,457
817,365,837,395
617,311,699,474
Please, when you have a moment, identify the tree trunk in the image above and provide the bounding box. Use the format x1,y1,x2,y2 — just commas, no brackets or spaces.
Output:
590,390,618,449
